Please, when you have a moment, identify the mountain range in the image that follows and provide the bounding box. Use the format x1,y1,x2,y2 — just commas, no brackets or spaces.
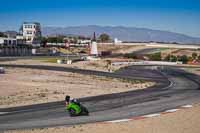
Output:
43,25,200,44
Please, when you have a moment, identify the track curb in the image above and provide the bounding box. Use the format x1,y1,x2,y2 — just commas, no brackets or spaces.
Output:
104,104,193,124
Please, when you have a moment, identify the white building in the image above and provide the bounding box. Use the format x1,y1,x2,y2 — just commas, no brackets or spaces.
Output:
0,37,17,46
77,39,91,44
22,22,41,45
114,38,122,44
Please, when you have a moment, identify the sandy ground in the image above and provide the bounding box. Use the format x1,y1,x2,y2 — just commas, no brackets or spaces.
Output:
57,44,152,55
0,67,154,108
97,44,152,54
5,104,200,133
172,49,200,56
161,49,178,57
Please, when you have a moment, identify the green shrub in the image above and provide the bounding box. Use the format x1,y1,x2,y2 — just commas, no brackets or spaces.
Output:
198,55,200,61
192,52,197,59
179,55,189,64
164,54,171,61
123,53,137,59
149,52,161,61
170,55,177,62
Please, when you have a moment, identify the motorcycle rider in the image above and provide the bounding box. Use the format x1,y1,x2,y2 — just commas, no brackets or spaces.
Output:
65,95,89,116
65,95,80,106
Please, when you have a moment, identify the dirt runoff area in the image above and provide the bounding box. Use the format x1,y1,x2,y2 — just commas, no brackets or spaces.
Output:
0,67,154,108
5,103,200,133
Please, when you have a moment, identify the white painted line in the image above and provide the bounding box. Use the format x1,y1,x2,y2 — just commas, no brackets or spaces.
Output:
182,105,193,108
165,109,180,113
143,113,160,118
107,119,131,123
0,112,8,115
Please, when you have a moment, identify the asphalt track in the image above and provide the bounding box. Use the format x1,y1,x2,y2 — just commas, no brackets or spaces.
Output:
0,64,200,131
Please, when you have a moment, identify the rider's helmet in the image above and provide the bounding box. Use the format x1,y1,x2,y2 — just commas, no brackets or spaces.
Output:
65,95,70,102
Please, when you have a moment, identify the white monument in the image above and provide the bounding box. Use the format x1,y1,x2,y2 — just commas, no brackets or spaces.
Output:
90,32,98,56
90,41,98,56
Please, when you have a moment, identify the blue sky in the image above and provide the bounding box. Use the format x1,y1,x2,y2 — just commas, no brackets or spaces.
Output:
0,0,200,37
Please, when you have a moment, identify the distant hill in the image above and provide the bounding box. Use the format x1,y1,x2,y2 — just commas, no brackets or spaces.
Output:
42,25,200,44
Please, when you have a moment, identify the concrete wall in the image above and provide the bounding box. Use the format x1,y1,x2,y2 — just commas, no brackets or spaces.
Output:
0,47,32,56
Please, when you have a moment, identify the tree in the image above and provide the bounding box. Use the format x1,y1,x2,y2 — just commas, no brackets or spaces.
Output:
170,55,177,62
165,54,179,62
188,56,193,62
164,54,171,61
56,36,64,43
192,52,197,60
39,37,48,47
47,36,64,43
124,53,137,59
47,37,57,43
78,36,86,40
98,33,110,42
179,55,188,64
41,37,47,44
149,52,161,61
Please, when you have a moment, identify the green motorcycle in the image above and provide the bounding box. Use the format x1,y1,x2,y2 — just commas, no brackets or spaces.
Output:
65,96,89,116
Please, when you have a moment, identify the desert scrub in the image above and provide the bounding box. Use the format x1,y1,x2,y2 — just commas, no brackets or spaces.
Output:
119,78,145,84
91,75,146,84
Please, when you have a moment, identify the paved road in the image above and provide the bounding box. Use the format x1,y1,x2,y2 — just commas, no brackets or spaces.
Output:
0,65,200,131
0,64,165,82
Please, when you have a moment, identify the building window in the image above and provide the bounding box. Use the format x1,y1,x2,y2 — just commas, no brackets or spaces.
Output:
28,37,32,41
4,40,8,45
13,40,17,45
9,40,12,45
27,31,33,34
24,25,33,29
